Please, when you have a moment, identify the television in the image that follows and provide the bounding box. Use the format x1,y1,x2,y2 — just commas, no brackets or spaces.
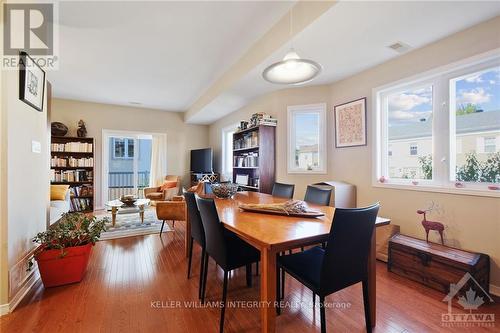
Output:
190,148,213,173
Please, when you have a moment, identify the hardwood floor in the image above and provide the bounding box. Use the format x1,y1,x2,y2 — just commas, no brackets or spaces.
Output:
1,221,498,333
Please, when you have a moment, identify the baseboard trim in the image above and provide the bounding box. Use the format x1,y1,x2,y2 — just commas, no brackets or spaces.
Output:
1,269,40,317
490,283,500,297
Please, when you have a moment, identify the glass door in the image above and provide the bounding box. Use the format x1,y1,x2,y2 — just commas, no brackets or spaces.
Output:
106,133,152,201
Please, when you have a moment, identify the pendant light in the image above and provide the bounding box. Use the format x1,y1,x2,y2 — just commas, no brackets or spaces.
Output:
262,8,322,85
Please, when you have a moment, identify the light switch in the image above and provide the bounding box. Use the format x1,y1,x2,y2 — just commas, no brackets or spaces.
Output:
31,140,41,153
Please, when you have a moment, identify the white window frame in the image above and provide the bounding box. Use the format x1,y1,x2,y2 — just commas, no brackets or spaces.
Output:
112,138,134,159
221,123,238,182
373,49,500,198
287,103,327,174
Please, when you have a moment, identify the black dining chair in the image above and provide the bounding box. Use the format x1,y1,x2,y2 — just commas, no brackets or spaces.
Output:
271,182,295,199
196,196,260,333
277,203,380,333
304,185,332,206
183,189,206,300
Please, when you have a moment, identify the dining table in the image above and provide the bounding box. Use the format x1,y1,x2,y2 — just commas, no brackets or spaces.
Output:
189,191,390,333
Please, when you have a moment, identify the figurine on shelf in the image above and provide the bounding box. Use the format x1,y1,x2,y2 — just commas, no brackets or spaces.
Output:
417,207,445,245
77,119,87,138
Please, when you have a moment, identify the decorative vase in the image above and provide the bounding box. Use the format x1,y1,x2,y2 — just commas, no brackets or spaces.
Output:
35,243,93,287
51,122,68,136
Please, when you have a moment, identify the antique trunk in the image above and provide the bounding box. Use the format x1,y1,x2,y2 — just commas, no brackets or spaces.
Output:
388,234,489,294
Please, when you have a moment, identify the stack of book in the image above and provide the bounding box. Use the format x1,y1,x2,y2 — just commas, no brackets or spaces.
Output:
51,142,93,153
51,169,93,182
250,112,277,127
69,185,93,197
51,156,94,167
70,198,92,212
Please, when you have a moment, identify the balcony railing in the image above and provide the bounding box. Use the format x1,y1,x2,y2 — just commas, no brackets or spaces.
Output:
108,171,150,199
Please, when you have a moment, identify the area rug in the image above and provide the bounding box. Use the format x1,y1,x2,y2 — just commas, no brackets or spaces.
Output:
96,208,173,240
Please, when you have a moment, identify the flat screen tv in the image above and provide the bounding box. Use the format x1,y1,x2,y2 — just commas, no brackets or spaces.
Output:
190,148,213,173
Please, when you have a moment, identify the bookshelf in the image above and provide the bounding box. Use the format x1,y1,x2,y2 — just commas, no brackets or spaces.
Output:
232,125,275,194
50,136,94,213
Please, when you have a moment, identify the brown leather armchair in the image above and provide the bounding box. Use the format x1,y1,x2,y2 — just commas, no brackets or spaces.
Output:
156,195,186,234
144,175,180,201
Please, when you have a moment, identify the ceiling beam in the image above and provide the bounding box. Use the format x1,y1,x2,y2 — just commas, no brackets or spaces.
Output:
184,0,338,123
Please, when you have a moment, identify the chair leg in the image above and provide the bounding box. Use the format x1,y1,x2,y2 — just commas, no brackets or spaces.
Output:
288,249,292,255
319,296,326,333
301,246,304,252
313,292,316,309
246,264,252,287
198,248,205,300
187,237,194,279
362,279,372,333
276,264,281,315
281,268,285,299
220,270,229,333
201,254,209,304
172,220,175,228
160,220,165,234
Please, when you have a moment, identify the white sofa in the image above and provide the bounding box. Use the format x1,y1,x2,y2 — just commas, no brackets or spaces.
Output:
50,190,70,225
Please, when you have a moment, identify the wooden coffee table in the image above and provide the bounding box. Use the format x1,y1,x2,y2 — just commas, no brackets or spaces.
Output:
106,198,151,227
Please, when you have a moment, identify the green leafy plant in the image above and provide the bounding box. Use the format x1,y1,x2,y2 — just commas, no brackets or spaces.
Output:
456,153,482,182
456,103,479,115
480,152,500,183
33,213,108,257
418,155,433,180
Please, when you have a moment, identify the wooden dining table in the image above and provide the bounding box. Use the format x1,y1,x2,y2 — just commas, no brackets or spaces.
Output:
188,191,390,333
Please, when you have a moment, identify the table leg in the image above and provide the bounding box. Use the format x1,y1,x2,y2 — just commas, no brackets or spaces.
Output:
260,247,277,333
139,205,145,224
111,207,117,227
368,229,376,327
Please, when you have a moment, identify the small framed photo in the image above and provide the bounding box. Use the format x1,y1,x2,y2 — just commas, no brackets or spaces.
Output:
19,51,46,112
334,97,367,148
235,174,249,185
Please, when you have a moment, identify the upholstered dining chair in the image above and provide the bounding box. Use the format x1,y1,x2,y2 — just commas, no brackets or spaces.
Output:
304,185,332,206
271,182,295,199
277,203,380,333
196,196,260,333
183,189,206,300
156,195,186,233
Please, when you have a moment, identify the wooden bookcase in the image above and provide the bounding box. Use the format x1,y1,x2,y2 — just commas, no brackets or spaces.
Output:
50,136,94,213
232,125,275,194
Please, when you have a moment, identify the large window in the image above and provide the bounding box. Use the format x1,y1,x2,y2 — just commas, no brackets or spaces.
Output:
221,125,237,181
287,104,327,174
374,53,500,195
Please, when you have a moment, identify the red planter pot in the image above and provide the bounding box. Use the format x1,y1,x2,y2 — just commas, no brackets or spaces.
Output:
35,243,93,287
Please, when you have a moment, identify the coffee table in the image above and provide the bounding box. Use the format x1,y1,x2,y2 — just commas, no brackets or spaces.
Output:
106,198,151,227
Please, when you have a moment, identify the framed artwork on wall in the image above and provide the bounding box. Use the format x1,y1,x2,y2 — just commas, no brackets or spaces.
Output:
19,51,46,112
334,97,367,148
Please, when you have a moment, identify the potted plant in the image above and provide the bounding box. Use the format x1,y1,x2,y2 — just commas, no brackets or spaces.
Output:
32,213,108,287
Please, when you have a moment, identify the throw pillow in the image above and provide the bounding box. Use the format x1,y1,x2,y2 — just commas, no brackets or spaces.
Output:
51,185,70,200
160,181,177,191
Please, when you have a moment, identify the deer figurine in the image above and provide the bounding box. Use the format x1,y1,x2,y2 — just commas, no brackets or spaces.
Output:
417,209,445,245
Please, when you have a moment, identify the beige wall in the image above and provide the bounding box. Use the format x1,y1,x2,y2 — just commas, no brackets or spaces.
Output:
51,99,209,208
209,17,500,290
0,2,7,307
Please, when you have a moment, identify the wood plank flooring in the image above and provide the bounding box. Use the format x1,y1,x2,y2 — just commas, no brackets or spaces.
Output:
1,221,498,332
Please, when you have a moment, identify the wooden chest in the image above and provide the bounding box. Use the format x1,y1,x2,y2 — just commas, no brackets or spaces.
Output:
388,234,489,294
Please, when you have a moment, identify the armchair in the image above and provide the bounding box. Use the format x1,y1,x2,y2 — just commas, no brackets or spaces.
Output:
144,175,180,201
156,195,186,234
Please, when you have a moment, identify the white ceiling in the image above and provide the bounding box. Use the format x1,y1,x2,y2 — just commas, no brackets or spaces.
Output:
49,1,500,123
48,1,294,110
189,1,500,124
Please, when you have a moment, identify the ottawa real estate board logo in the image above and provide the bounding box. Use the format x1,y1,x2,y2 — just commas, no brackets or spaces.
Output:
2,2,59,70
442,272,495,328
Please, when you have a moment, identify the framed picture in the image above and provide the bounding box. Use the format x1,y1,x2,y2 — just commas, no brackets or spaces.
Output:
334,97,367,148
19,51,46,112
235,174,249,185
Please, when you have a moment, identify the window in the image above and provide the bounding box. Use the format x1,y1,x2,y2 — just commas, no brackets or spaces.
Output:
287,104,327,173
374,53,500,195
409,143,419,156
221,125,237,181
484,136,497,153
113,138,134,159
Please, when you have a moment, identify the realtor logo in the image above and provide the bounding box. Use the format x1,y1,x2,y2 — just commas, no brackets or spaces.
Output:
442,272,495,328
2,2,58,70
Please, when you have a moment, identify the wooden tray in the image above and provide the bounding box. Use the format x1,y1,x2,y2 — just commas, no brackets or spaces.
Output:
239,206,324,218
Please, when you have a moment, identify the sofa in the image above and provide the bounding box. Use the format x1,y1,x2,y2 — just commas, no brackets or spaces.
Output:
50,189,70,225
144,175,181,201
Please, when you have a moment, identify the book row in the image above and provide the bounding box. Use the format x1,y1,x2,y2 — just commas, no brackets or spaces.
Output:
51,142,93,153
51,170,93,183
51,156,94,167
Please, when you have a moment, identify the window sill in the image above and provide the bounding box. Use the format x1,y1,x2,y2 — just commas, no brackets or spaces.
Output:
372,182,500,198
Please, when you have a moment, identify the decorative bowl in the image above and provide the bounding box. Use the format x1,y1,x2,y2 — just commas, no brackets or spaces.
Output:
120,195,138,206
211,183,239,199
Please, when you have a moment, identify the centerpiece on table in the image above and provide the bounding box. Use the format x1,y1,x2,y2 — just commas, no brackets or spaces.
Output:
32,213,108,287
211,183,239,199
239,200,324,218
